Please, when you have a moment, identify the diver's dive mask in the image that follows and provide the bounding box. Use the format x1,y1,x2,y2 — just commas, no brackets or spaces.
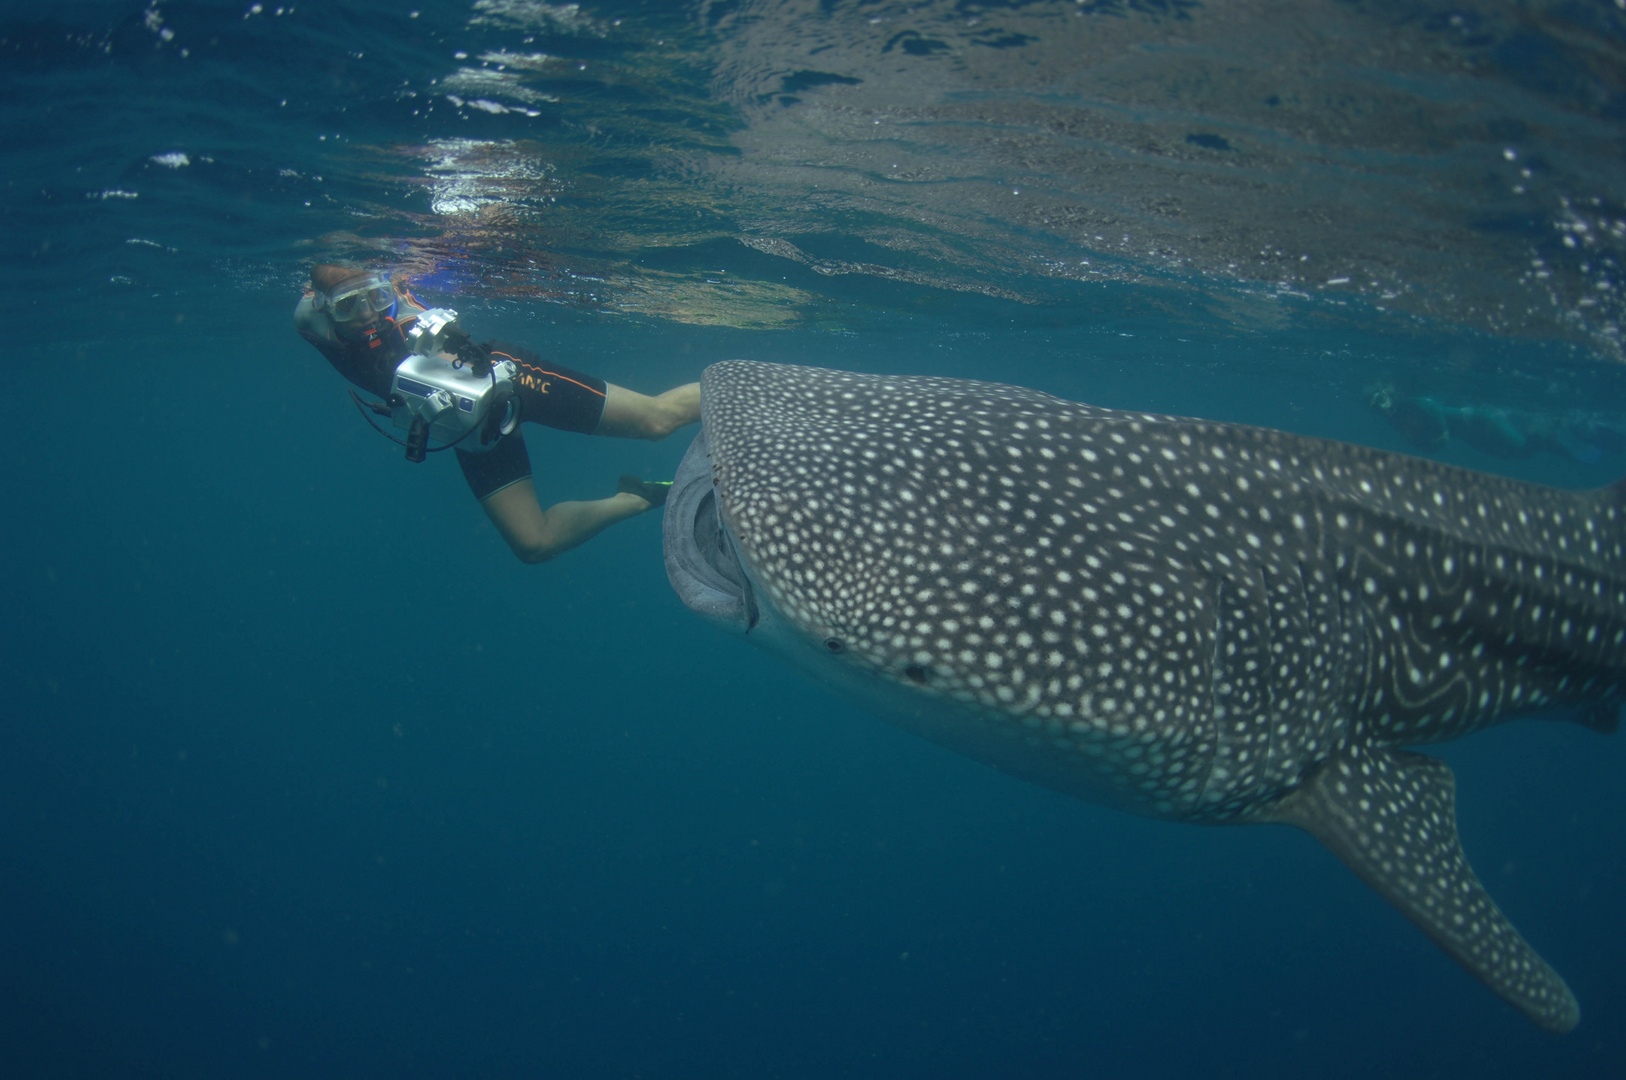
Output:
317,273,397,323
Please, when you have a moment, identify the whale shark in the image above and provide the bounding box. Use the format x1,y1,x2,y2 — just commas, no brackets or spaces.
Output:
663,360,1626,1032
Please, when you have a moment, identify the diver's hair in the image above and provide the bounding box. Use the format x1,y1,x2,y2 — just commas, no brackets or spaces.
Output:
310,263,382,293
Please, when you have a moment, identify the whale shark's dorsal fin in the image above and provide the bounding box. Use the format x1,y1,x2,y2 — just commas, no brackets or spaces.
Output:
1269,746,1579,1032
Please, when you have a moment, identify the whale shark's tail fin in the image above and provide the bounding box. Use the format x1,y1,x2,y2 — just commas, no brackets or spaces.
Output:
1269,745,1580,1033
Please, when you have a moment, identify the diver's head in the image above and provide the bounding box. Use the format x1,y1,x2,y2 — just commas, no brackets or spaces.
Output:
310,263,397,334
1365,381,1396,414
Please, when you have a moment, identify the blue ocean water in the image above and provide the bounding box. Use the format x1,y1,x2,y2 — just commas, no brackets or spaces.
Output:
4,1,1626,1076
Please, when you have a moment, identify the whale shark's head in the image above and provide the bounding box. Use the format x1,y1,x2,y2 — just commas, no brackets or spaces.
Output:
664,359,1116,679
661,358,1207,815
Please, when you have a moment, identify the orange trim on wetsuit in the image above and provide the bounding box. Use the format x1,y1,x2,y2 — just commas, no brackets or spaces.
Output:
489,349,608,399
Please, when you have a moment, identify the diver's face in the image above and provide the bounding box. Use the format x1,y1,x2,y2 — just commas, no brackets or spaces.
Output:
333,304,383,339
325,277,395,337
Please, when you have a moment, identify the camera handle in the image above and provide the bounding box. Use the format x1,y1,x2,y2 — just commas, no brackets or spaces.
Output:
405,415,431,463
351,387,482,463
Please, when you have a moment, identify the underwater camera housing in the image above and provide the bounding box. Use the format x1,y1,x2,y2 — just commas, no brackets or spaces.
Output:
387,309,521,462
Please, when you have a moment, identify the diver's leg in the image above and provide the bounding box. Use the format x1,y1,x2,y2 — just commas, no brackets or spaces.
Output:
481,479,651,564
595,382,700,440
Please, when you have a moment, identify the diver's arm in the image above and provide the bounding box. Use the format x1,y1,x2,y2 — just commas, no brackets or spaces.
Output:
480,480,651,564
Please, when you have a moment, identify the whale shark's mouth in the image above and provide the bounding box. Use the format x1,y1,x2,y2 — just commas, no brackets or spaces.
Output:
663,430,758,634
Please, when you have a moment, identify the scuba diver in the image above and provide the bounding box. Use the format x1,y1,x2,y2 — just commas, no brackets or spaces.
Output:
296,263,700,563
1366,382,1624,466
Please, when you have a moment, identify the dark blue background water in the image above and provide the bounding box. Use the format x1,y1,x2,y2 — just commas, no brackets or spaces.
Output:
4,2,1625,1077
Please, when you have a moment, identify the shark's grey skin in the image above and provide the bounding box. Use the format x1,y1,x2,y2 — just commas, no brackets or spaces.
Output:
664,360,1626,1033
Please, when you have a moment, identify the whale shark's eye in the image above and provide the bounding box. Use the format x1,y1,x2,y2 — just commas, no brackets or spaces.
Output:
823,637,845,653
904,664,927,684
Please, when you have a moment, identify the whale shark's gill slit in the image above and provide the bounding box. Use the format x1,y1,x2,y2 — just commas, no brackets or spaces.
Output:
1210,575,1226,708
1198,574,1230,808
1257,558,1281,785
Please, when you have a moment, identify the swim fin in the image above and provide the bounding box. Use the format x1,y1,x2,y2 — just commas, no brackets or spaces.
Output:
618,474,674,508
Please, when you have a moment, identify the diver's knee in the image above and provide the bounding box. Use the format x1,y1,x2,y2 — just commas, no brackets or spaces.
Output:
515,542,557,565
508,530,560,563
648,392,698,439
636,406,680,441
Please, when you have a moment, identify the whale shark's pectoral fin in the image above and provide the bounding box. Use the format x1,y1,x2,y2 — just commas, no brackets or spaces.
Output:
1575,699,1621,735
1267,746,1580,1033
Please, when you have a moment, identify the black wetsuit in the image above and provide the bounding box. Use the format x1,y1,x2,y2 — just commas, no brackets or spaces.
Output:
295,290,608,499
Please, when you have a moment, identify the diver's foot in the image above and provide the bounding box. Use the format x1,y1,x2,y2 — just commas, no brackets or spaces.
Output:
617,474,674,509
